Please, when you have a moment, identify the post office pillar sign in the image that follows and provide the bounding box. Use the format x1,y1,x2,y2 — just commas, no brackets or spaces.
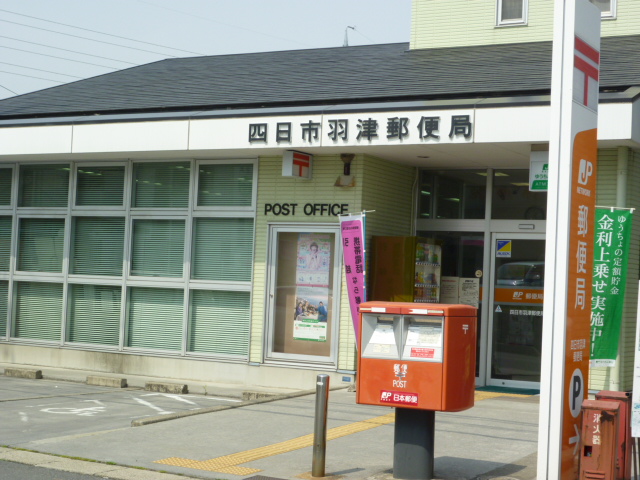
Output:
283,150,313,179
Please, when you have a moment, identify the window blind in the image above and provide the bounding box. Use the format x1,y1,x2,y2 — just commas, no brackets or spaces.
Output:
0,280,7,337
14,281,62,341
0,216,11,271
68,284,121,346
188,289,250,357
72,217,124,276
191,218,253,282
18,218,65,273
127,286,183,351
76,166,125,206
19,165,69,207
501,0,524,21
132,162,190,208
131,219,185,277
0,168,11,205
198,163,253,207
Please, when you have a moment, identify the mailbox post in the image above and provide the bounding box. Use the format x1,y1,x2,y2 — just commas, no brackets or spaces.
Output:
356,301,477,480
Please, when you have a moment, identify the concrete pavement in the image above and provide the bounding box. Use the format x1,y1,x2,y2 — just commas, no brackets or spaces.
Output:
0,367,539,480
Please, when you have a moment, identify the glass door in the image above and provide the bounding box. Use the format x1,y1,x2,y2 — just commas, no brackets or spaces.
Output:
265,225,341,365
488,233,545,388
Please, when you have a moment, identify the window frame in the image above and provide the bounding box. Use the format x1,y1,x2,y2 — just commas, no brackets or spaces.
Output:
17,163,71,210
0,164,16,211
130,159,192,211
496,0,528,26
590,0,616,19
73,162,128,211
193,158,258,214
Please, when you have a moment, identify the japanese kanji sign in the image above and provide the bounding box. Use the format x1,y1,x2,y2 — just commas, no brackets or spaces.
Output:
539,1,601,479
590,208,633,367
247,111,474,147
339,213,366,344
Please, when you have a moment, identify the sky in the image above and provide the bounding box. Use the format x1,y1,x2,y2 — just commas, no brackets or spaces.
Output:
0,0,412,101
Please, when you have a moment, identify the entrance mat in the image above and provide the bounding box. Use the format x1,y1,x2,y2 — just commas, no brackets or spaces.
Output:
476,386,540,396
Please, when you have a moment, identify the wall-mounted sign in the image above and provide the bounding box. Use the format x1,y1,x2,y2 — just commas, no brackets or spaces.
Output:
264,203,349,216
282,150,313,179
530,151,549,191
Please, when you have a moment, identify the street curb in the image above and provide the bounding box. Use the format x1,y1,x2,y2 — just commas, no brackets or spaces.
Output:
145,381,188,394
87,375,128,388
131,385,349,427
4,368,43,379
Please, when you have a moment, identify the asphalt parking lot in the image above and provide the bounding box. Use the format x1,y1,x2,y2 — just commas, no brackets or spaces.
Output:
0,376,242,446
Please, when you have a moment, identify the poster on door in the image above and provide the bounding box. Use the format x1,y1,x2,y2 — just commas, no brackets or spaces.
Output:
296,233,331,287
293,286,329,342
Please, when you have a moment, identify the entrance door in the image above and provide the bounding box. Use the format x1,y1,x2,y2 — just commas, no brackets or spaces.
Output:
264,225,341,365
488,233,545,388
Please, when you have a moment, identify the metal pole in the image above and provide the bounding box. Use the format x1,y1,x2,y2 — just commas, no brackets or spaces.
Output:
312,374,330,477
393,408,435,480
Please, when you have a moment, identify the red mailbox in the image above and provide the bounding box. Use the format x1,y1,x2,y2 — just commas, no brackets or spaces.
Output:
580,399,620,480
356,301,477,412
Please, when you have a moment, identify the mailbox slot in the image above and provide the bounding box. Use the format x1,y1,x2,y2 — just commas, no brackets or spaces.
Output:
402,316,444,363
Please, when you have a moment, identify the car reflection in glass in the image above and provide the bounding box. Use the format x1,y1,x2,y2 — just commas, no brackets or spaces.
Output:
496,262,544,287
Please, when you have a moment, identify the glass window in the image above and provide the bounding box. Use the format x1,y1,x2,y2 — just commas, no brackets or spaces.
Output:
68,284,121,346
19,164,69,208
198,163,253,207
191,218,253,282
127,286,183,351
13,281,63,341
71,217,125,276
132,162,190,208
491,170,547,219
0,168,12,205
0,280,7,337
418,170,486,219
188,290,250,356
18,218,65,272
590,0,615,17
131,219,185,277
76,166,125,206
0,216,11,271
497,0,527,25
416,231,484,376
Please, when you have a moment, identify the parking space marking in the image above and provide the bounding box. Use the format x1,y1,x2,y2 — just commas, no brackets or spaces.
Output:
142,393,197,405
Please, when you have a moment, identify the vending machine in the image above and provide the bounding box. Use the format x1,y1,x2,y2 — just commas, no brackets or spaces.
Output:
369,236,442,304
357,301,477,412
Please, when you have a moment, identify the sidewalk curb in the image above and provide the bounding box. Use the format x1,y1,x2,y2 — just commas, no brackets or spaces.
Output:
131,385,349,427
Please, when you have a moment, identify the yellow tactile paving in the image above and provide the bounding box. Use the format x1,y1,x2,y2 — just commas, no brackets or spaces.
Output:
156,390,533,475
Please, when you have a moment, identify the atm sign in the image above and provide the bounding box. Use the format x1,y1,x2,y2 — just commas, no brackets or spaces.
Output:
380,391,419,406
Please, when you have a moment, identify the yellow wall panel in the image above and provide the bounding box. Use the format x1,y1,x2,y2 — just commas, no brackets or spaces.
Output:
411,0,640,50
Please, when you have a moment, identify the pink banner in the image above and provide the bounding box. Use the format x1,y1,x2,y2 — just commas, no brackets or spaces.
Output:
340,214,365,344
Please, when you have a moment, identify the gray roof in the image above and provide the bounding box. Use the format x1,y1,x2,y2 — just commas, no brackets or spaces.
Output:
0,36,639,120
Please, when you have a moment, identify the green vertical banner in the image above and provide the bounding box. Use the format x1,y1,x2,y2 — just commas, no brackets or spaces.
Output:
590,208,633,367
